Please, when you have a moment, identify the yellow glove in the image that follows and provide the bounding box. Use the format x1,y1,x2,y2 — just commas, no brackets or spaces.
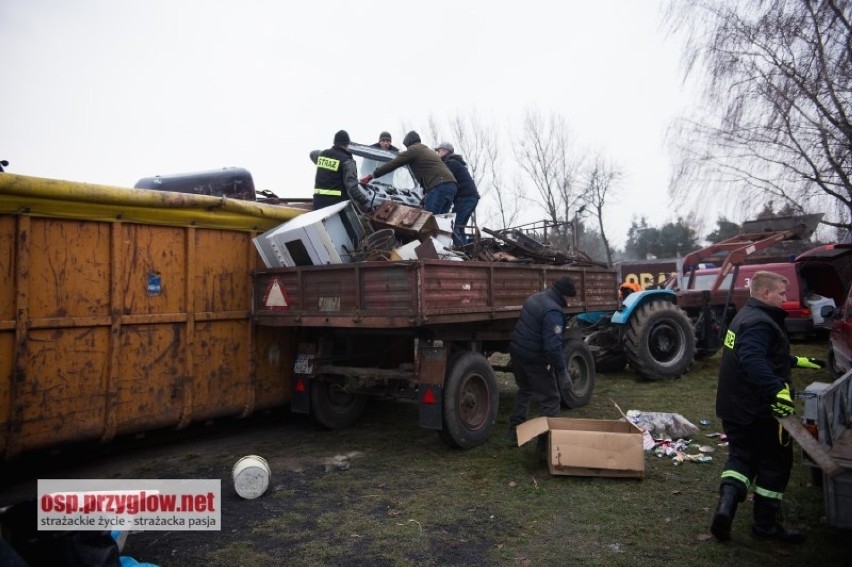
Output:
795,356,825,369
770,386,795,418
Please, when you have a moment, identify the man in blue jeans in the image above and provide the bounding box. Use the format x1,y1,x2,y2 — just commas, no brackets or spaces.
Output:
434,142,480,245
361,131,457,215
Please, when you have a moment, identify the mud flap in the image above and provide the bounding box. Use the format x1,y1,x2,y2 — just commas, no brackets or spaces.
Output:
291,374,310,414
418,385,443,430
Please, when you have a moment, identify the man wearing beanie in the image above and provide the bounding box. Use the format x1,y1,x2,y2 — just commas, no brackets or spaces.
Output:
360,130,458,215
435,142,480,245
508,276,577,450
312,129,367,211
370,131,399,153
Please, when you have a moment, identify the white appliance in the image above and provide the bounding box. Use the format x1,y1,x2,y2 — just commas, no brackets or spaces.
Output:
253,201,365,268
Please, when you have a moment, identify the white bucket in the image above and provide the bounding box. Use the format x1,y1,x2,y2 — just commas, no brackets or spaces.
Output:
232,455,271,499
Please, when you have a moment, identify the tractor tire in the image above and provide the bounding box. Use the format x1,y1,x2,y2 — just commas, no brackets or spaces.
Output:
561,340,595,408
310,379,368,430
439,352,499,449
624,299,695,380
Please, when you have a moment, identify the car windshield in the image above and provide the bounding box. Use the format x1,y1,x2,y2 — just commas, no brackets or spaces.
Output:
349,143,418,192
691,273,733,290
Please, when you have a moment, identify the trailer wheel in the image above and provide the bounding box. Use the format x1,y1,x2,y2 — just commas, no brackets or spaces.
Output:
310,379,368,430
624,299,695,380
561,340,595,408
439,352,499,449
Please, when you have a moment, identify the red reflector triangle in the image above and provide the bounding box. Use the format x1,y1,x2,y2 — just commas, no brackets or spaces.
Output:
294,377,306,393
422,387,436,405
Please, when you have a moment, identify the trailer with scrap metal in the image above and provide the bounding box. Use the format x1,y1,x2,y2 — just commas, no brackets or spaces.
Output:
252,258,619,449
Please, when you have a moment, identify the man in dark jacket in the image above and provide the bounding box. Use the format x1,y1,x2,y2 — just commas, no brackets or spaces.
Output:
360,131,457,215
435,142,480,245
508,276,576,449
711,271,825,543
370,131,399,153
311,130,368,211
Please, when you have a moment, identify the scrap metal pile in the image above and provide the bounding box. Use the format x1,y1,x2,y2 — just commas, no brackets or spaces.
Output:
253,200,605,270
355,201,606,267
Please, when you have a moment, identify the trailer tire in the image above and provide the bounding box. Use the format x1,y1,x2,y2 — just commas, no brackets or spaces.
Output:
561,340,595,408
439,352,499,449
310,379,368,430
624,299,694,380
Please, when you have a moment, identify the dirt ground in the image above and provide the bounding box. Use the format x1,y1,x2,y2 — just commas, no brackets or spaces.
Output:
0,406,497,566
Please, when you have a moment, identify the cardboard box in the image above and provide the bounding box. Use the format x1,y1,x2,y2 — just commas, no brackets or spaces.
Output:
517,417,645,478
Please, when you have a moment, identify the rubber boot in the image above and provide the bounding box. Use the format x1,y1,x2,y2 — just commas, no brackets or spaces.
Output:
710,484,740,541
751,496,806,544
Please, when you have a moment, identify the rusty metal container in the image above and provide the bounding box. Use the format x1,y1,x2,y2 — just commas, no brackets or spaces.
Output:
0,173,303,458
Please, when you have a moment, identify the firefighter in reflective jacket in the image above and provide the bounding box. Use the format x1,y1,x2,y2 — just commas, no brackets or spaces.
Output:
711,270,825,544
312,130,361,211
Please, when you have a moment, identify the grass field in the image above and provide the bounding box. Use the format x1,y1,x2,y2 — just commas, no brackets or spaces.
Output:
123,339,851,566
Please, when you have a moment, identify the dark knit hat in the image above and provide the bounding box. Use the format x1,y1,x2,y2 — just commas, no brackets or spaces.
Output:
334,130,350,146
379,131,392,142
402,131,421,147
551,276,576,297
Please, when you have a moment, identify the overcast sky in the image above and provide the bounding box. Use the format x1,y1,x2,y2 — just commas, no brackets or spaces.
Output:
1,1,698,247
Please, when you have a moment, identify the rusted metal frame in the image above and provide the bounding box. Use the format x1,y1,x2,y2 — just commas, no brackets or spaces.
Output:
353,262,363,322
177,228,196,428
312,364,415,382
5,215,30,458
102,222,125,443
239,233,256,419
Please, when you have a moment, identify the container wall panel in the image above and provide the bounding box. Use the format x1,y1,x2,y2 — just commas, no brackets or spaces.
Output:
20,328,110,449
192,320,252,420
195,230,252,312
114,324,185,435
121,224,186,315
0,217,14,321
28,219,111,319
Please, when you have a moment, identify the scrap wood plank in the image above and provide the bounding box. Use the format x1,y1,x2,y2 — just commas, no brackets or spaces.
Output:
777,416,843,477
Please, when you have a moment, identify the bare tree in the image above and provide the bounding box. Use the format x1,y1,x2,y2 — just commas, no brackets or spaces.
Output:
585,154,623,266
664,0,852,233
426,112,518,231
515,108,585,245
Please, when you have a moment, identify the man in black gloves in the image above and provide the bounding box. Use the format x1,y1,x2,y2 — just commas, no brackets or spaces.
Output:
711,270,825,544
508,276,577,450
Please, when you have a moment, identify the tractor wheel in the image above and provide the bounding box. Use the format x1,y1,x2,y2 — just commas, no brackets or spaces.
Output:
561,340,595,408
439,352,499,449
624,299,695,380
310,379,368,429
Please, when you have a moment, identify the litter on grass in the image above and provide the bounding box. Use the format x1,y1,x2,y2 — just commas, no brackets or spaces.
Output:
653,438,714,466
624,410,699,439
